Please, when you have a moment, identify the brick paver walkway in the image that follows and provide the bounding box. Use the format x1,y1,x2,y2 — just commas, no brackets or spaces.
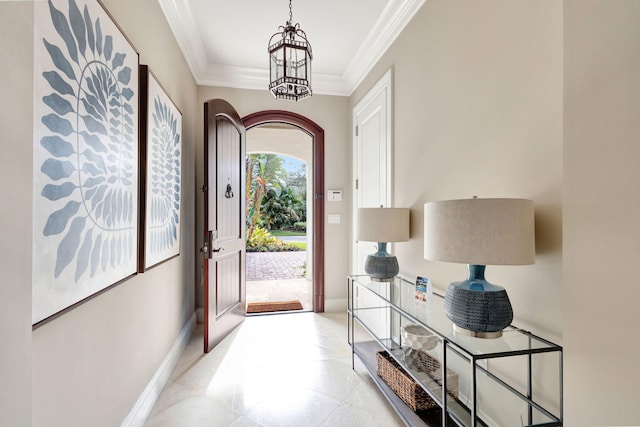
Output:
246,251,307,281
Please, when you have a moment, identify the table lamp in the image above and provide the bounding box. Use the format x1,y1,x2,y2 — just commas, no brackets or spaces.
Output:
358,207,410,281
424,198,535,338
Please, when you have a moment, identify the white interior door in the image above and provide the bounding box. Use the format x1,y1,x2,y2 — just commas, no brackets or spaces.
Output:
352,70,392,275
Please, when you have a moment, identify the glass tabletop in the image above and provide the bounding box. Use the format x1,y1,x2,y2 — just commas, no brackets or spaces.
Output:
349,275,561,358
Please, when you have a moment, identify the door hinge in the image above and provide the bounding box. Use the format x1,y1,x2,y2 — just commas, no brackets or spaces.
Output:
355,179,359,190
355,125,359,136
200,185,208,192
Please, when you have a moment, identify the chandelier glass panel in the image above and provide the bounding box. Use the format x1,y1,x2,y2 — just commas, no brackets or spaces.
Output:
268,0,312,101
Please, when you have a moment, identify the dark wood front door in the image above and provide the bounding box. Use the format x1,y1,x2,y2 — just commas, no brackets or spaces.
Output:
203,99,246,352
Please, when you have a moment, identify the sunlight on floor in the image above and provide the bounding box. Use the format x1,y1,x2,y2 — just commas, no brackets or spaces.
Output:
144,312,402,427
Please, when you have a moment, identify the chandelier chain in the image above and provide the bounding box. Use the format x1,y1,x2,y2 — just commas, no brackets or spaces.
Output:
289,0,293,23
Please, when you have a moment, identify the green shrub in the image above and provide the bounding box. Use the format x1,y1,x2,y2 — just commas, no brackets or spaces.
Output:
292,221,306,232
246,227,301,252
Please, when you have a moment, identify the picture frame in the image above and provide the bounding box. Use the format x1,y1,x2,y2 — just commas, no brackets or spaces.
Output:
32,0,139,325
137,65,182,272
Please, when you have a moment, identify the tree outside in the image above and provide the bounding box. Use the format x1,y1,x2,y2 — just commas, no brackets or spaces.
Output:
246,153,307,252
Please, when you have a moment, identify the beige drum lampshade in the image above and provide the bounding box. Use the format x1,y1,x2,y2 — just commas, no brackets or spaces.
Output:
357,207,410,281
424,198,535,266
358,207,410,243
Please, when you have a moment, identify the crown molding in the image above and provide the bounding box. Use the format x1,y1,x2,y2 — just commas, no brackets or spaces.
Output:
342,0,425,94
196,65,351,97
197,64,266,91
159,0,425,97
157,0,207,79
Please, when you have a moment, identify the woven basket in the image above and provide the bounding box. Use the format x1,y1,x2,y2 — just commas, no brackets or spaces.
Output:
376,351,438,411
404,349,459,398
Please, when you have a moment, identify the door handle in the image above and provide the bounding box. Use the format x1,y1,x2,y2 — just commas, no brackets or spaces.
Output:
202,230,219,259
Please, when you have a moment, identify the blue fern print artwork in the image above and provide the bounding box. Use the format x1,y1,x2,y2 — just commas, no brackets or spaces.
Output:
144,74,182,269
33,0,138,324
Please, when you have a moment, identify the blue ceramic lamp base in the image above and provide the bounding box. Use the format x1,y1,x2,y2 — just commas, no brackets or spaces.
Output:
443,264,513,339
364,242,399,282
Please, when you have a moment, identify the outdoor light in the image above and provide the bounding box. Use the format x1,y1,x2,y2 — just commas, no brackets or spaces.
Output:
268,0,313,101
424,198,535,338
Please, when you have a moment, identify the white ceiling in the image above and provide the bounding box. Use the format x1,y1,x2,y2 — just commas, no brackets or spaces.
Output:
158,0,425,96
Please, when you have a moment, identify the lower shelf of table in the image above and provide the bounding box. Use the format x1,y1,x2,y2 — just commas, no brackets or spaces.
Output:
353,340,457,427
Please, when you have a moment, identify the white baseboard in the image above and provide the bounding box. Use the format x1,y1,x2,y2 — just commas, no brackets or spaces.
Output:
121,312,197,427
324,298,348,312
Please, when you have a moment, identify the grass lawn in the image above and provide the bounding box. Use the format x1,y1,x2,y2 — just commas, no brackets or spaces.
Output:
271,230,306,237
288,242,307,250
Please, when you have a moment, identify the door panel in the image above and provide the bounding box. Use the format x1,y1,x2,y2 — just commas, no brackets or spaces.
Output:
217,119,241,240
359,109,384,206
204,99,246,352
216,253,241,315
353,70,392,275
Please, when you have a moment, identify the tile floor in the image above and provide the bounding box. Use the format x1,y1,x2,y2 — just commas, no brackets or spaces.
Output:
144,312,402,427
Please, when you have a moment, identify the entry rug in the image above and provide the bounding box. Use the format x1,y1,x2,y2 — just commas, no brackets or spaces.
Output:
247,300,303,314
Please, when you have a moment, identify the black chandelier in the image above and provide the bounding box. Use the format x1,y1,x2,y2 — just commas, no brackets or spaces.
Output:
268,0,313,101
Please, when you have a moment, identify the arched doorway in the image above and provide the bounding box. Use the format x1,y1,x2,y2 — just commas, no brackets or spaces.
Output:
242,111,324,312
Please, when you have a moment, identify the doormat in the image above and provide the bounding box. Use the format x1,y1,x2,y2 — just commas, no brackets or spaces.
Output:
247,300,303,314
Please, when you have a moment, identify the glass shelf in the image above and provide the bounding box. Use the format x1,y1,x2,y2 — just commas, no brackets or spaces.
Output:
350,275,561,358
348,275,563,427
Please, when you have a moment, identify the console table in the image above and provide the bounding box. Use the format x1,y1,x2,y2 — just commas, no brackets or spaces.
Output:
347,275,563,427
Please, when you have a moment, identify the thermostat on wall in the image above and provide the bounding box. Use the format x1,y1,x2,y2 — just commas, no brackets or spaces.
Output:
327,190,342,202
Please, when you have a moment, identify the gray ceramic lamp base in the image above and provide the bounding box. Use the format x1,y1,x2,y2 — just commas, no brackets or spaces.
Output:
443,264,513,339
364,243,399,281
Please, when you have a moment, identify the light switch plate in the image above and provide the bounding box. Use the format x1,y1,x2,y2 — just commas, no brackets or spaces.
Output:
327,214,341,224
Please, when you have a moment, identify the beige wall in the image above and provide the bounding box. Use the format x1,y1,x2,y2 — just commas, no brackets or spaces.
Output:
0,3,34,426
350,0,640,424
564,1,640,425
196,87,350,310
351,0,563,340
0,0,198,425
247,127,313,165
350,0,564,422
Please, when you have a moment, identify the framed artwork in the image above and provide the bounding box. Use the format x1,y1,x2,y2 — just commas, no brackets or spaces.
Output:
138,65,182,271
33,0,139,325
